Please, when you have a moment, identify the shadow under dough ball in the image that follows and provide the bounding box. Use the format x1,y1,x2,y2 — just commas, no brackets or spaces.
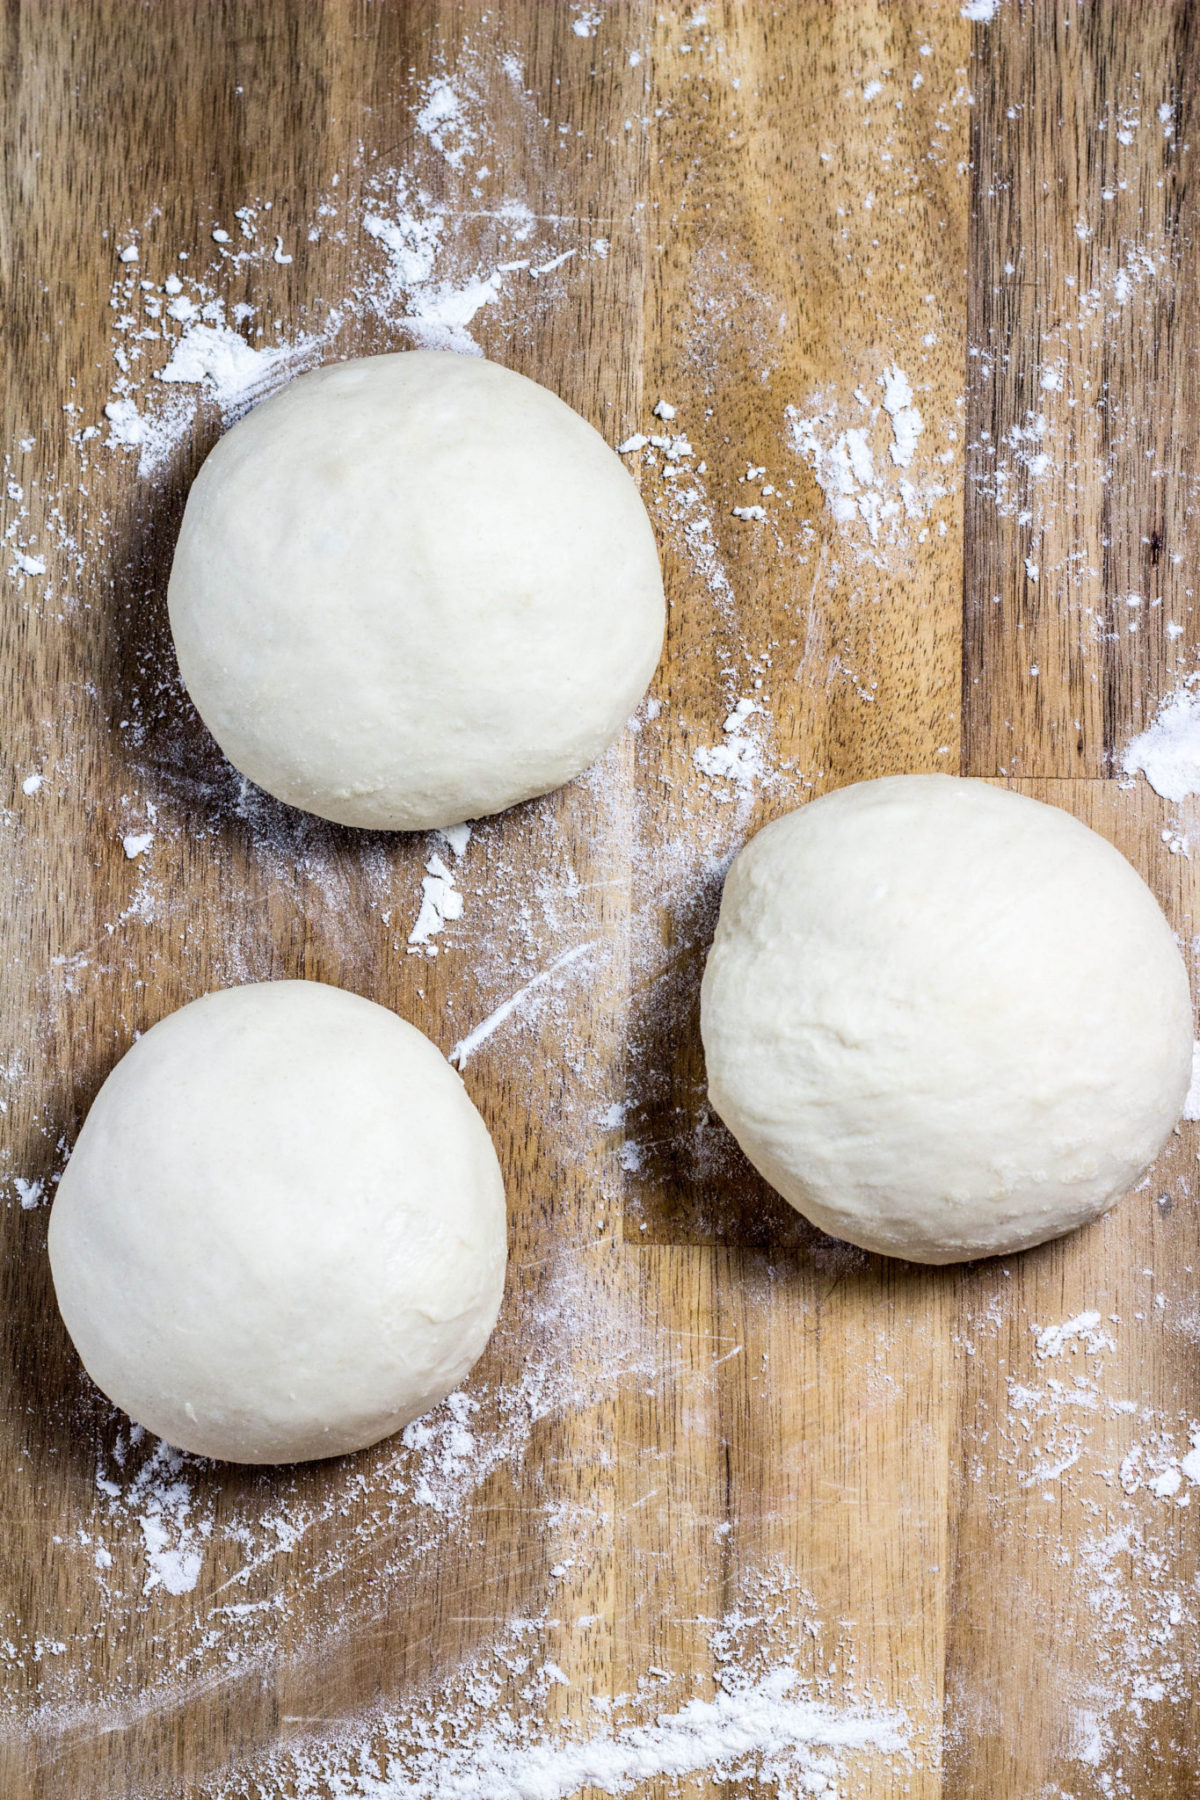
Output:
700,774,1193,1265
48,981,507,1464
167,350,665,830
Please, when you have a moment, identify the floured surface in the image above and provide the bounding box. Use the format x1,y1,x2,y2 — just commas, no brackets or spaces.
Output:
1,4,1198,1798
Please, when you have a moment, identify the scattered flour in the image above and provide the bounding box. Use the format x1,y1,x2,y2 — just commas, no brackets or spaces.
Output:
968,237,1171,608
328,1674,904,1800
205,1581,909,1800
92,74,612,481
449,939,604,1068
955,1293,1200,1788
616,393,740,636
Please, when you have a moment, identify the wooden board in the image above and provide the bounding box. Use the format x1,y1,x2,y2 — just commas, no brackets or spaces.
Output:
1,3,1198,1796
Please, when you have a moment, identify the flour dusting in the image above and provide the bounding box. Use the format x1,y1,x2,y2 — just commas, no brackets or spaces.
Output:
449,939,605,1069
205,1575,909,1800
276,1671,904,1800
955,1292,1200,1784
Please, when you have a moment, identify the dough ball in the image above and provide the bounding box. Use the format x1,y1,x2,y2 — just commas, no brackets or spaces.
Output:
700,775,1192,1264
167,351,664,830
48,982,507,1463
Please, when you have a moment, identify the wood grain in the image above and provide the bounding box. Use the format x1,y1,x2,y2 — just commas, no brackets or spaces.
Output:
627,0,968,1246
964,0,1200,776
950,3,1200,1792
0,4,1197,1798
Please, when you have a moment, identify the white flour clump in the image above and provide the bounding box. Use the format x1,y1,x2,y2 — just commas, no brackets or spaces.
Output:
1033,1311,1115,1361
96,1430,211,1597
408,854,465,952
155,320,307,402
879,365,923,467
414,75,475,170
1182,1042,1200,1122
1122,681,1200,801
406,826,473,954
693,697,769,796
363,195,504,353
438,821,473,859
786,364,946,563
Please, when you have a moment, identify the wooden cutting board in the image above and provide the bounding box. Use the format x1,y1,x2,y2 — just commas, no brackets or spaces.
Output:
2,3,1199,1795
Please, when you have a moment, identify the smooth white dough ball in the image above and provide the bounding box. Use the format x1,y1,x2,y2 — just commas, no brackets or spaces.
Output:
167,351,665,830
48,982,507,1463
700,776,1193,1264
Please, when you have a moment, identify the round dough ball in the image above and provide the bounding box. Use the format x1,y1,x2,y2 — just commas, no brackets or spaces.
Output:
700,775,1192,1264
48,981,507,1463
167,351,665,830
